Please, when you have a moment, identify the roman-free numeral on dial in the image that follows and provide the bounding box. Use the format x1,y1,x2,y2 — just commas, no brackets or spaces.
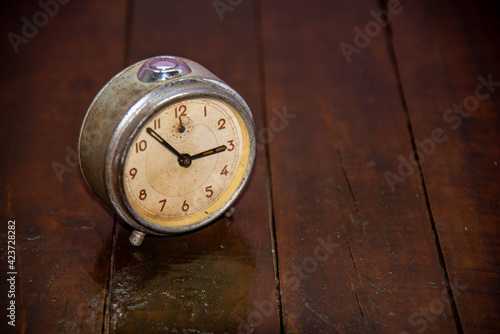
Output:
129,168,137,179
218,118,226,130
220,165,229,176
159,199,166,212
153,118,160,129
135,140,147,153
175,105,187,118
205,185,214,197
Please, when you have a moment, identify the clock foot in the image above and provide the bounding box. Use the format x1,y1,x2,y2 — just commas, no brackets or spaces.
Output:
224,207,235,218
129,230,146,246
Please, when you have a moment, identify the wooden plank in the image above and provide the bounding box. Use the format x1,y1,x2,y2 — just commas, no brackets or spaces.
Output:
0,0,126,332
106,1,280,333
391,1,500,332
259,0,458,332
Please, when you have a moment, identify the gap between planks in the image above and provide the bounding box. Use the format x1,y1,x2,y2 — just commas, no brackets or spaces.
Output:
378,0,464,332
252,0,285,332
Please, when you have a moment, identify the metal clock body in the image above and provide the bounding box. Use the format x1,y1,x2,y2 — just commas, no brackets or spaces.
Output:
78,56,256,246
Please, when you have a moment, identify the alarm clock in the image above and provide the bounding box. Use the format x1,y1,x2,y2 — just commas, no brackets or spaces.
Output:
78,56,256,246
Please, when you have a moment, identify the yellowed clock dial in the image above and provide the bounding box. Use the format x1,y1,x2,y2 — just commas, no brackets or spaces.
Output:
123,98,250,228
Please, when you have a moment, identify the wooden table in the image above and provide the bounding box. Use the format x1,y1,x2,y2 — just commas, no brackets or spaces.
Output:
1,0,499,333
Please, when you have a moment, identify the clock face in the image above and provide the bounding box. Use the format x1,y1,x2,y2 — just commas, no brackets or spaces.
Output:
123,97,251,228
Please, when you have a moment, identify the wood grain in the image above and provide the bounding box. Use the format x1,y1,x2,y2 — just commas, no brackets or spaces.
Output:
0,0,126,332
105,1,280,333
391,1,500,332
0,0,498,332
259,0,458,332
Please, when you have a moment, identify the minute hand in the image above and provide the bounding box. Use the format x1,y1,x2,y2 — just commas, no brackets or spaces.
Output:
191,145,227,160
146,127,183,159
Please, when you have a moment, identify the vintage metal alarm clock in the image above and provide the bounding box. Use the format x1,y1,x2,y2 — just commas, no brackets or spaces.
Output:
78,56,256,246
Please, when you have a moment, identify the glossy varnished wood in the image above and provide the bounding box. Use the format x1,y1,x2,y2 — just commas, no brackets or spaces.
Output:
259,0,459,332
0,0,126,333
391,1,500,332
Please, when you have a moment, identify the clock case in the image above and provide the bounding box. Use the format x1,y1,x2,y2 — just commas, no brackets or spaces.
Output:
78,56,256,240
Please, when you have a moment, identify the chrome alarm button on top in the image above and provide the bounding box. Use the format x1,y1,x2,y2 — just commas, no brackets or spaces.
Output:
137,56,191,83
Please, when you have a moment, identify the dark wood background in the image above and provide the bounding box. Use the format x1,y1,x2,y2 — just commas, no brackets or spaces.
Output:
1,0,499,333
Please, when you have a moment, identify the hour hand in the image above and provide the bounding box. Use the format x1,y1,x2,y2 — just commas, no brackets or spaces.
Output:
146,127,182,159
191,145,227,160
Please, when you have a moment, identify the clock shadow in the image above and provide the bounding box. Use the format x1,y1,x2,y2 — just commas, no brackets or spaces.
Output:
108,214,256,332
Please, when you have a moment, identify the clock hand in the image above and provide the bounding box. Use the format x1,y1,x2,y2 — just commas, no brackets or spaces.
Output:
146,127,182,157
146,127,191,167
191,145,227,160
178,116,186,133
